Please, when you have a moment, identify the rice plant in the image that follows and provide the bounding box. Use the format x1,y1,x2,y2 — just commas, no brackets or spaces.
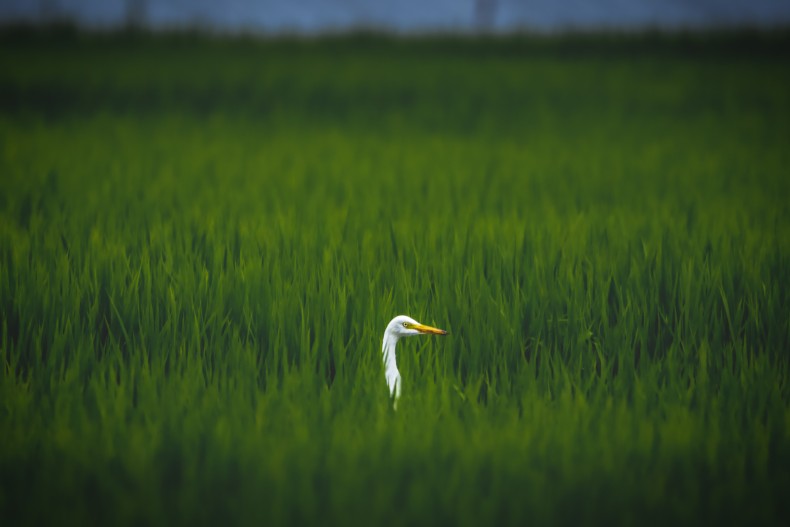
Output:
1,31,789,526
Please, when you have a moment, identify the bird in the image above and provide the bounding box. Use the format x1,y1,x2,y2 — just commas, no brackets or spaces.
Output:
382,315,448,408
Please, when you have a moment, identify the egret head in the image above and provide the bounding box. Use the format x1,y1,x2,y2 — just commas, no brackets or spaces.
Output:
386,315,448,339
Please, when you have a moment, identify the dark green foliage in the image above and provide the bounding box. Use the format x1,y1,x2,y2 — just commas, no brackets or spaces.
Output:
1,32,789,526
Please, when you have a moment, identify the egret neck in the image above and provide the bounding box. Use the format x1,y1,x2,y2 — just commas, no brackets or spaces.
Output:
382,331,401,400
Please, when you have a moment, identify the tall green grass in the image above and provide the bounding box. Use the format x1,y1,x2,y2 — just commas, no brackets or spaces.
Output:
1,32,789,525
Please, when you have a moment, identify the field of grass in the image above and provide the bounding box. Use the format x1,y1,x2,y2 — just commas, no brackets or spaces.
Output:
1,30,789,525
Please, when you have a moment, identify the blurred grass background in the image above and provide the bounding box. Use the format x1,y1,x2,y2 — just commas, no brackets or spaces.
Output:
1,30,789,526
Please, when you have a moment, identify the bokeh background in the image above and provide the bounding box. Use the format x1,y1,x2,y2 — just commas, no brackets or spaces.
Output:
3,0,790,32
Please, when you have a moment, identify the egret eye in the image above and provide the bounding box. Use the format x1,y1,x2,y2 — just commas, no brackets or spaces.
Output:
403,322,409,328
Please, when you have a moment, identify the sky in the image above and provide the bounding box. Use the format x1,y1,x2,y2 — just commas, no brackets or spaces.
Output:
2,0,790,32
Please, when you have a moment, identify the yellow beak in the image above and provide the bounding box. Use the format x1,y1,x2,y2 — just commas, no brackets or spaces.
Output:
413,323,448,335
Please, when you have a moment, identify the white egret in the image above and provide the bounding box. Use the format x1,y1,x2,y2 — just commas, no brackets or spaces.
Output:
382,315,448,408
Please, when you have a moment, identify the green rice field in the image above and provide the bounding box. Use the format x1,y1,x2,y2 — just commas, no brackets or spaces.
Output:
1,30,789,525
